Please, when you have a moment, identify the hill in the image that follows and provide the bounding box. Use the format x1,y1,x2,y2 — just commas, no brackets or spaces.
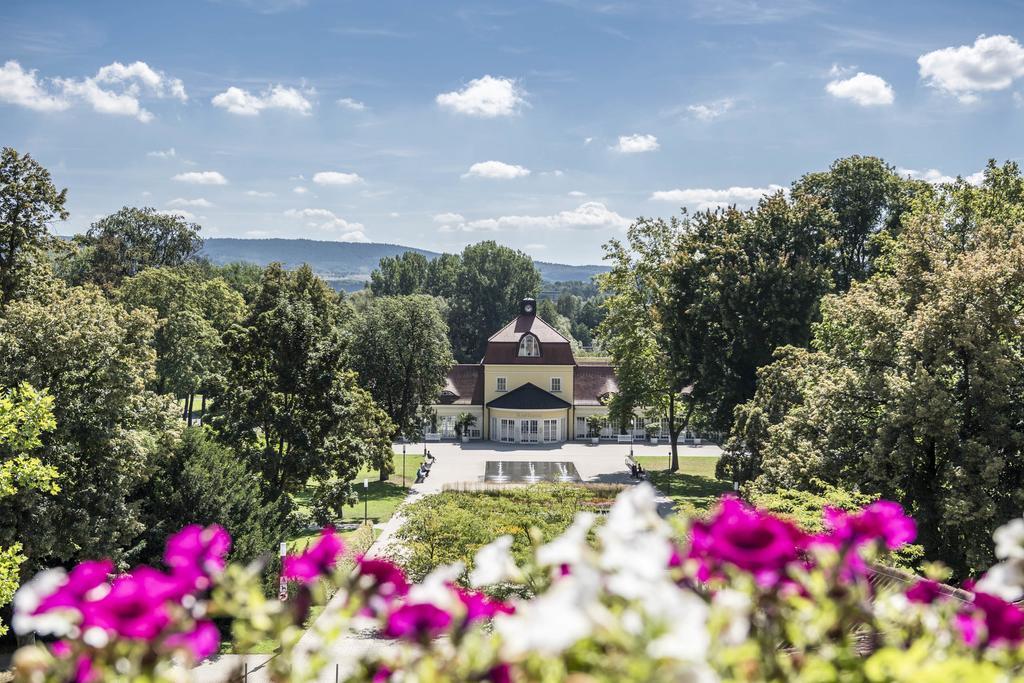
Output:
199,238,609,287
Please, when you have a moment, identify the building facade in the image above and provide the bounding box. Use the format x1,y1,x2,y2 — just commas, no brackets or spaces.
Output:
429,297,626,443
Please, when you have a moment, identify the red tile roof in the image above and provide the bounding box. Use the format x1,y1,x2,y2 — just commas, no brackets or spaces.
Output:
438,364,483,405
488,315,572,344
573,363,618,406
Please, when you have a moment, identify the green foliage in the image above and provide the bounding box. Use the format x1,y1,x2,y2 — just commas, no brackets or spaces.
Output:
137,427,291,570
731,161,1024,575
348,294,454,442
454,412,476,438
393,484,619,593
74,207,204,287
0,283,180,571
0,147,68,308
448,241,541,362
212,263,395,507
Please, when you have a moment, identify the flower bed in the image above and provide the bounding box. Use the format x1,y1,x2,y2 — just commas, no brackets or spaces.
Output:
11,486,1024,682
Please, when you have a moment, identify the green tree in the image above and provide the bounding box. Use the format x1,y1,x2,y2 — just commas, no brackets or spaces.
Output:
733,162,1024,575
137,427,291,568
424,252,462,300
0,147,68,308
598,217,695,470
348,295,454,467
370,252,430,296
0,383,58,637
78,207,203,286
448,242,541,362
0,284,179,572
212,264,394,504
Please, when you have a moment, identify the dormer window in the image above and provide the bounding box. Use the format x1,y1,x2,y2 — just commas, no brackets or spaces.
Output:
518,333,540,357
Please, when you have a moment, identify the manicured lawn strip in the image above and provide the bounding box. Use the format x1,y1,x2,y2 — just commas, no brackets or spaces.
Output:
636,455,732,516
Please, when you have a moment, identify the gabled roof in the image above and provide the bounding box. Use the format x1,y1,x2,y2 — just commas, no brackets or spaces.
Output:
486,382,572,410
438,364,484,405
488,314,572,344
483,312,576,365
573,363,618,406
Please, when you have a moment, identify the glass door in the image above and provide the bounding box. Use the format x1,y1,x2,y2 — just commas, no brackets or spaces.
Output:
500,419,515,443
543,419,559,442
520,419,539,443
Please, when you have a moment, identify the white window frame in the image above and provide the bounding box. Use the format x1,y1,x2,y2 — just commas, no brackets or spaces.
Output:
550,377,561,392
496,376,507,392
518,334,540,357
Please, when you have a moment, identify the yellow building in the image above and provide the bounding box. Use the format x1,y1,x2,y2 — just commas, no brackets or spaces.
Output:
429,297,623,443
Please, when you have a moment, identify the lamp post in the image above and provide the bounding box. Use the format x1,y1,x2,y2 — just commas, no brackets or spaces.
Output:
277,541,288,602
363,478,369,525
402,442,407,489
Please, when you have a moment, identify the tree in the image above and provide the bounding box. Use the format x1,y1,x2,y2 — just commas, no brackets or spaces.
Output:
598,218,695,470
78,207,203,286
136,427,291,569
0,147,68,308
791,155,922,290
424,252,461,300
0,383,58,637
448,242,541,362
0,284,180,572
348,295,454,470
212,264,394,504
732,162,1024,575
370,252,430,296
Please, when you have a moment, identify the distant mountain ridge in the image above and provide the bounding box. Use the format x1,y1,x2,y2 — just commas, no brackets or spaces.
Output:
199,238,609,284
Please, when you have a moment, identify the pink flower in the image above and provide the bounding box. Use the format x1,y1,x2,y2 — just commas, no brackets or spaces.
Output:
49,641,72,658
958,591,1024,647
164,620,220,661
371,666,392,683
80,572,172,639
74,656,97,683
822,501,916,551
384,603,452,641
356,558,409,600
34,560,113,615
689,497,808,585
283,529,345,584
455,588,515,624
906,578,947,604
164,525,231,591
488,663,512,683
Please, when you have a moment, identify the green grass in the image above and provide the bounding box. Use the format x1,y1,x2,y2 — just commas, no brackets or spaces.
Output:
636,455,732,516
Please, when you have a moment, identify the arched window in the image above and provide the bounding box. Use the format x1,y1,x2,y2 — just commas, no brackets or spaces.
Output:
518,333,540,357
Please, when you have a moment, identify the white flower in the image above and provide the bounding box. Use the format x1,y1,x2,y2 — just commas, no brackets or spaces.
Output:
977,561,1024,602
994,518,1024,559
645,588,710,662
408,562,464,611
495,574,598,657
537,512,594,568
599,484,673,600
12,568,73,636
712,589,751,646
469,536,521,587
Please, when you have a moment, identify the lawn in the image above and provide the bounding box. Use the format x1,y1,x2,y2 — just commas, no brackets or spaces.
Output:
636,455,732,516
289,451,424,549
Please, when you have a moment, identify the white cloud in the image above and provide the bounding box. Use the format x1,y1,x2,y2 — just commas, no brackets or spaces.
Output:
433,212,465,223
284,208,367,242
168,197,213,208
246,190,275,197
825,72,894,106
440,202,630,233
212,84,313,116
0,61,69,111
156,209,196,220
147,147,176,159
312,171,363,186
613,134,659,153
897,167,985,186
336,97,366,111
462,160,531,179
293,186,309,194
436,75,525,117
584,136,594,145
0,59,185,122
687,98,734,120
172,171,228,185
568,190,587,197
524,243,547,251
650,184,785,210
918,34,1024,102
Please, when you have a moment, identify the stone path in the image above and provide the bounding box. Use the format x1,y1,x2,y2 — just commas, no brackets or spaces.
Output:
191,441,721,681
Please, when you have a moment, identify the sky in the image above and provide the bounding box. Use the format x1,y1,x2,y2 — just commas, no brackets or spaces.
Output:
2,0,1023,265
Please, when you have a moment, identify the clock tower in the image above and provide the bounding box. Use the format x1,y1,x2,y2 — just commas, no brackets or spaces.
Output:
520,297,536,316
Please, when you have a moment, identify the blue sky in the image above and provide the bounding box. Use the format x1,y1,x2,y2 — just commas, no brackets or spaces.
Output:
2,0,1023,264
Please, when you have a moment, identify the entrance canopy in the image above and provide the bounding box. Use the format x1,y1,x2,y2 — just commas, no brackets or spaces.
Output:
486,382,571,410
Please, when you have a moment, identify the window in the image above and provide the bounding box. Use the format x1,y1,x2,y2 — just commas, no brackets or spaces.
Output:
518,333,540,357
550,377,561,392
496,377,507,392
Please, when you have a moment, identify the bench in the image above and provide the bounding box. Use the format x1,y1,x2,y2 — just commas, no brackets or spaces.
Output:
616,434,633,444
424,432,441,442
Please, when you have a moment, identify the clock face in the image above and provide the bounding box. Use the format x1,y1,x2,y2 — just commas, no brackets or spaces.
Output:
524,304,533,313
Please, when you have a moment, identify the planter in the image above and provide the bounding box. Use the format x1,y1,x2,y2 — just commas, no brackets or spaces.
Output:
649,437,658,445
591,437,599,445
461,435,469,443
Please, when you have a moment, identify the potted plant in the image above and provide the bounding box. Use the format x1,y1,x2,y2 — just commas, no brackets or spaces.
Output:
455,412,477,443
646,422,660,445
586,414,605,445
